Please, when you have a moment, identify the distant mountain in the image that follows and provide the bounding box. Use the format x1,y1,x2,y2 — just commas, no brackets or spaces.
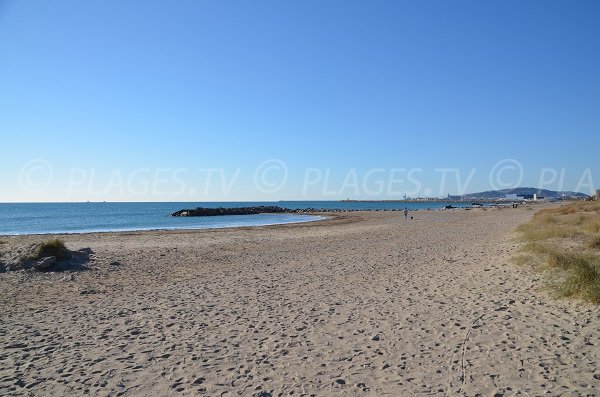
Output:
462,187,589,199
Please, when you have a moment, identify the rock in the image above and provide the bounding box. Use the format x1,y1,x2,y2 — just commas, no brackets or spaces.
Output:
335,378,346,385
71,248,92,263
109,261,121,266
255,392,272,397
33,256,56,271
171,206,291,217
62,274,74,282
192,377,205,385
170,206,428,216
371,334,380,341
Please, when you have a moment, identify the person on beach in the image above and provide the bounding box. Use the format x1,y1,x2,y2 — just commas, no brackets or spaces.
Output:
404,208,408,220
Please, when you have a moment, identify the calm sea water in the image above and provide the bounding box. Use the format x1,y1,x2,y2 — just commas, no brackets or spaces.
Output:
0,201,471,235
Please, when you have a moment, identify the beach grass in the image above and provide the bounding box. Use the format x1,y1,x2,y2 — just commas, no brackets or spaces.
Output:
516,201,600,304
589,236,600,250
32,239,70,261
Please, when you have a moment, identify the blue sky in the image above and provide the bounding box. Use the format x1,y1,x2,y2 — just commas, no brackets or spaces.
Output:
1,0,599,201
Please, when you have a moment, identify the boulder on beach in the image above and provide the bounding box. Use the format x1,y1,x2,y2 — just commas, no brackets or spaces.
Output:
33,256,57,271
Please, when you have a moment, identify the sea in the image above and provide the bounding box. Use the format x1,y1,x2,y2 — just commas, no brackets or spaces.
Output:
0,201,474,235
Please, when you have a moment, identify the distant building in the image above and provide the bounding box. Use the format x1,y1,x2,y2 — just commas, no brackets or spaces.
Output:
505,193,542,201
521,194,542,200
596,189,600,199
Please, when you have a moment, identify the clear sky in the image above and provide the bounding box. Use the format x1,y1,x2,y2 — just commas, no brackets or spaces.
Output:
1,0,599,201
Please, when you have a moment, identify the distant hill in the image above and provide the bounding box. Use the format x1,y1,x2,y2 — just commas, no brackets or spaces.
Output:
462,188,589,199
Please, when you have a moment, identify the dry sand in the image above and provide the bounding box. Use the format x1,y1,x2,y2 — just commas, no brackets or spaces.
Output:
1,207,599,396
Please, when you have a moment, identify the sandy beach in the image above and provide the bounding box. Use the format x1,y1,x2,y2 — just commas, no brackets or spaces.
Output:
1,207,599,396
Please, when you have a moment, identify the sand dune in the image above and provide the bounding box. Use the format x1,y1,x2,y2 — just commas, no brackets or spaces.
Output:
1,207,598,396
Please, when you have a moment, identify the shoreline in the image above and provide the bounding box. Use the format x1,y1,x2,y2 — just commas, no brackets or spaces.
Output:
0,203,549,238
0,214,328,238
0,201,547,238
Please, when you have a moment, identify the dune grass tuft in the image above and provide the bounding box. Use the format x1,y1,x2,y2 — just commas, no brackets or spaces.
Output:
516,201,600,304
32,239,71,261
559,255,600,302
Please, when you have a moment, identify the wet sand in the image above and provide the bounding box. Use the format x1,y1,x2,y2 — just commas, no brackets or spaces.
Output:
1,207,599,396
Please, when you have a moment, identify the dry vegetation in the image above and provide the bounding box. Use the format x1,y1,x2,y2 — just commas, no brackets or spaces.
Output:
516,201,600,303
31,238,70,261
0,239,73,272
